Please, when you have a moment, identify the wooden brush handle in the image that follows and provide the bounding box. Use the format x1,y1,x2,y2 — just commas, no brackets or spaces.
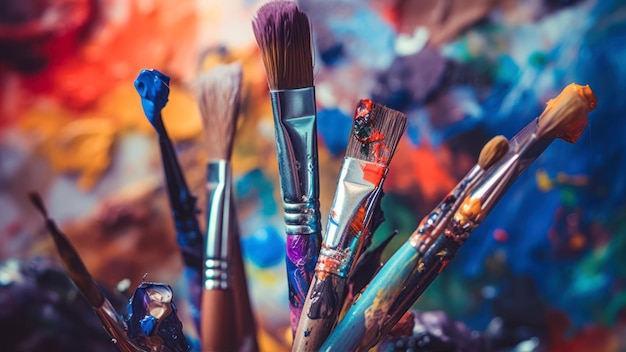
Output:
292,273,346,351
201,289,237,352
231,219,259,351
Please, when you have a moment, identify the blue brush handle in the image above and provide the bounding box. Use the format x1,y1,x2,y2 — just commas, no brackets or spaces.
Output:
320,234,458,351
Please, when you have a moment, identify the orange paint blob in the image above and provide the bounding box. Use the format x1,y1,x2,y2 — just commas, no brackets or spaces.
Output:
454,195,482,226
538,83,598,143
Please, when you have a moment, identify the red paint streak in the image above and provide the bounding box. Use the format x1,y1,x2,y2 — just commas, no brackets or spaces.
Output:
384,140,457,204
493,228,509,242
355,99,373,119
349,206,366,238
438,257,451,274
361,162,385,185
372,141,390,164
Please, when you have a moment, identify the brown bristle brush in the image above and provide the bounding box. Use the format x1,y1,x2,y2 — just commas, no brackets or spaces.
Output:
197,62,252,352
292,99,407,351
252,0,323,337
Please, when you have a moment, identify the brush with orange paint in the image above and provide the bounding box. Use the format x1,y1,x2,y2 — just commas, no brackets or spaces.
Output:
292,99,407,351
321,83,598,351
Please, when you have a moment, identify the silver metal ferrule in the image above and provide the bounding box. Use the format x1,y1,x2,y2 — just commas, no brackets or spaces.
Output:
204,160,232,290
469,118,552,224
270,88,321,235
324,157,386,253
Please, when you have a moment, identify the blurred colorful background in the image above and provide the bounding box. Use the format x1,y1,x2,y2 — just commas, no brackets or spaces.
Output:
1,0,626,351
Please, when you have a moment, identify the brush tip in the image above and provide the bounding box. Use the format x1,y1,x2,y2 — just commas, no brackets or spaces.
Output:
134,69,171,127
30,191,105,307
197,62,243,160
345,99,408,164
478,135,509,170
538,83,597,143
252,0,313,90
29,192,48,218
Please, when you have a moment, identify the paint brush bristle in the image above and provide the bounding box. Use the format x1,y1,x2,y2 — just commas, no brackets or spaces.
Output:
537,83,597,143
345,99,408,164
477,135,509,170
197,62,243,160
29,192,105,308
252,0,314,90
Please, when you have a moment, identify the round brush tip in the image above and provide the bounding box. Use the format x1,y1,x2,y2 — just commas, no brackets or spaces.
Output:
538,83,597,143
478,135,509,170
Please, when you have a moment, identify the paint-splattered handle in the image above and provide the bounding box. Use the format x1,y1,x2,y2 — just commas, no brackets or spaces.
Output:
292,272,346,351
378,236,459,346
319,241,420,351
286,231,322,335
321,235,459,351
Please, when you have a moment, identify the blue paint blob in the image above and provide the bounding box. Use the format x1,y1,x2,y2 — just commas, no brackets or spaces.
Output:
236,169,278,217
140,314,158,336
242,226,285,268
316,108,352,157
326,8,395,70
319,43,344,66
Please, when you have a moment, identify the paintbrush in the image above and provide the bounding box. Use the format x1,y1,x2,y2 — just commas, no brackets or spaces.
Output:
134,69,204,331
29,192,144,352
321,83,597,351
196,63,247,351
293,99,407,351
252,0,322,336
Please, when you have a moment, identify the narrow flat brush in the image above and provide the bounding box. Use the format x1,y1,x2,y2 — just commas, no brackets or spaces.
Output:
252,0,321,336
293,99,407,351
29,193,143,352
134,69,204,331
322,83,597,351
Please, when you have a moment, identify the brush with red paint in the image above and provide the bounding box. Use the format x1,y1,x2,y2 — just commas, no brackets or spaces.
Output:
292,99,407,351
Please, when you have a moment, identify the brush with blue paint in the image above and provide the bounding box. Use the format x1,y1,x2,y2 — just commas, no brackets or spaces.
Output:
252,0,322,337
134,69,204,333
